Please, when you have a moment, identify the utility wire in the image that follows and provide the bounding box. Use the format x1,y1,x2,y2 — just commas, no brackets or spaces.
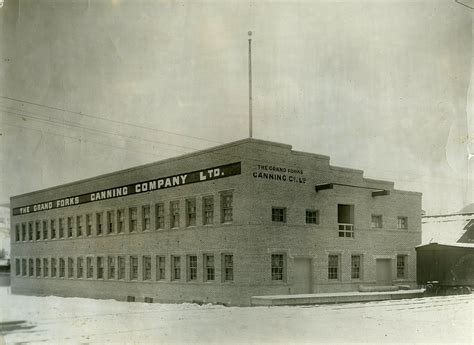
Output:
0,121,165,158
0,106,196,155
0,95,223,145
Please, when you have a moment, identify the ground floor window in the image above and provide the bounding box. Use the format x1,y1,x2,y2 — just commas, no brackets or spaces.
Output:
76,257,83,278
204,254,215,281
328,255,339,280
187,255,197,281
51,258,57,277
29,258,34,277
397,255,407,279
351,255,361,279
68,257,74,278
222,254,233,281
36,258,41,277
130,256,138,280
157,256,165,280
43,258,49,277
59,258,65,278
97,257,104,279
108,256,115,279
118,256,126,280
271,254,285,281
86,257,93,279
172,256,181,281
22,258,26,276
143,256,151,280
15,258,20,276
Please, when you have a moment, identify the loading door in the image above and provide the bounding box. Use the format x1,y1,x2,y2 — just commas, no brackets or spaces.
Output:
292,258,313,294
376,259,392,285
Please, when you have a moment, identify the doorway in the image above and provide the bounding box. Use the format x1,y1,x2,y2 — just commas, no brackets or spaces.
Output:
376,259,392,285
292,258,313,294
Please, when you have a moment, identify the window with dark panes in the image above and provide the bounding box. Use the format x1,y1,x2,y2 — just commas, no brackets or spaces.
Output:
172,256,181,280
351,255,361,279
51,258,57,277
118,256,125,280
97,257,104,279
130,256,138,280
170,201,180,228
306,210,319,224
117,209,125,233
328,255,339,280
51,219,56,239
155,204,164,229
59,258,65,278
29,258,34,276
86,257,93,279
35,221,41,240
107,210,114,234
204,254,215,281
68,257,74,278
157,256,165,280
67,217,73,238
86,214,92,236
43,220,48,240
96,213,103,235
188,255,197,281
271,254,284,281
76,257,83,278
272,207,286,222
36,258,41,277
221,193,233,223
108,256,115,279
129,207,137,232
223,254,233,281
186,199,196,227
203,196,214,225
43,258,49,277
58,218,64,238
76,215,82,237
143,255,151,280
142,205,150,231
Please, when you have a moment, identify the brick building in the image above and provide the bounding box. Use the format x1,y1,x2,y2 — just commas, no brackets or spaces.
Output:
10,139,421,306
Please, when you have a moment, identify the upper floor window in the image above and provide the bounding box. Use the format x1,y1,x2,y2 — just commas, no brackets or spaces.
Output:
397,217,408,230
272,207,286,223
35,221,41,240
51,219,56,239
58,218,64,238
338,204,354,238
107,210,115,234
67,217,73,238
86,214,92,236
76,215,83,237
306,209,319,224
28,222,33,241
186,199,196,227
170,201,180,229
129,207,138,232
15,224,20,242
155,203,164,230
371,215,383,228
117,209,125,233
142,205,150,231
96,213,103,235
21,223,26,242
221,192,233,223
203,196,214,225
42,220,48,240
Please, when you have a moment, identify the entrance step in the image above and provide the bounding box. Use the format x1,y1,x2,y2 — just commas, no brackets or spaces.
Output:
358,285,399,292
251,289,425,306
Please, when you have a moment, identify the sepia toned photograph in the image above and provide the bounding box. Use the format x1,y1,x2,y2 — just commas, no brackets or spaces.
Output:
0,0,472,344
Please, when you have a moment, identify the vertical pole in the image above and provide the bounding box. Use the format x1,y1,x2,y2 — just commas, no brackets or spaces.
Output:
248,31,253,139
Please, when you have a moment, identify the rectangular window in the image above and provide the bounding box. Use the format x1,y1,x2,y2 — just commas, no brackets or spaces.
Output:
203,196,214,225
143,255,151,280
271,254,285,281
58,218,64,238
157,256,166,280
118,256,125,280
338,204,354,238
21,258,27,276
142,205,150,231
86,257,93,279
77,257,83,278
97,257,104,279
51,258,57,277
96,213,103,235
36,258,41,277
272,207,286,222
155,204,164,230
21,223,26,242
59,258,65,278
204,254,215,281
306,210,319,224
328,255,339,280
107,210,114,234
15,224,20,242
35,221,41,240
170,201,180,228
221,193,233,223
67,217,73,238
129,207,137,232
108,256,115,279
223,254,234,281
86,214,92,236
397,255,407,279
51,219,56,239
351,255,361,279
15,258,20,276
130,256,138,280
43,258,49,277
29,258,34,276
172,255,181,280
28,222,33,241
187,255,197,281
43,220,48,240
398,217,408,230
186,199,196,227
68,257,74,278
117,209,125,233
371,215,383,228
76,215,83,237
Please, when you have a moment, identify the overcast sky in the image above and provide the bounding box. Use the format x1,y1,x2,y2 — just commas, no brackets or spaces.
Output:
0,0,472,214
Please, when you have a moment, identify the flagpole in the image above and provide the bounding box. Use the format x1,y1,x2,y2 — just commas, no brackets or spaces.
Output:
248,31,253,139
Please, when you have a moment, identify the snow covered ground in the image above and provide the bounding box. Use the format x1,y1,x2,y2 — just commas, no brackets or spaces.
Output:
0,287,472,344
